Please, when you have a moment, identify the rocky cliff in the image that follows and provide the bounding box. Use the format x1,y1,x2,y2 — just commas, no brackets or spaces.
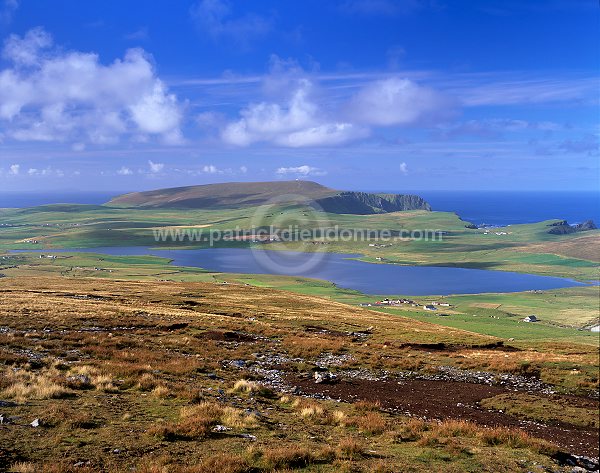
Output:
315,192,431,214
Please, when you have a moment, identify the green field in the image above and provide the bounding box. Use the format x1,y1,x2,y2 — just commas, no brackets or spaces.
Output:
1,202,598,343
1,203,599,281
1,250,598,345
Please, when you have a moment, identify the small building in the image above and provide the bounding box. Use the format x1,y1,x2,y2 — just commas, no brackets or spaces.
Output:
423,305,437,311
590,326,599,333
523,315,538,323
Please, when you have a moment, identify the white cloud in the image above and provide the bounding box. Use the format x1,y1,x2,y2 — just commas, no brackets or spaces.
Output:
148,160,164,173
8,163,19,175
191,0,271,45
26,166,64,177
451,76,599,106
202,164,219,173
346,77,454,126
0,28,183,145
399,162,408,175
117,166,133,175
124,27,149,41
222,78,364,147
239,165,248,173
276,165,326,177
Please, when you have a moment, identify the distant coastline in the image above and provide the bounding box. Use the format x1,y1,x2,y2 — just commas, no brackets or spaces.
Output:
1,189,599,227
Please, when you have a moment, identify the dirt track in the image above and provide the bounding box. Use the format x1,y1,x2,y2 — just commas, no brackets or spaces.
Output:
290,376,600,458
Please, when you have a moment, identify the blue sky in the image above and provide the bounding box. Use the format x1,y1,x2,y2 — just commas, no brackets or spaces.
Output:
0,0,598,192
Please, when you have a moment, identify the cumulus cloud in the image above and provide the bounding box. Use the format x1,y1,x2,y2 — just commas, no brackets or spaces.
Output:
26,166,64,177
0,28,183,145
117,166,133,175
276,165,326,177
399,162,408,175
9,163,19,175
346,78,454,126
148,160,164,173
202,164,219,173
222,78,365,147
221,62,452,148
191,0,271,45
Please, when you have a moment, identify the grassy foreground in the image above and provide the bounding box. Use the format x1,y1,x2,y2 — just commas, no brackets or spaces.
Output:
0,277,598,472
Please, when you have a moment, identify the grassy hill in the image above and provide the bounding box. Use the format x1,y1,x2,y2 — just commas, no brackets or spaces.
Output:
107,180,431,214
0,277,597,471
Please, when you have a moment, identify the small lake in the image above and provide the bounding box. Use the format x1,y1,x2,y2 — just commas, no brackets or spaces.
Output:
13,246,589,296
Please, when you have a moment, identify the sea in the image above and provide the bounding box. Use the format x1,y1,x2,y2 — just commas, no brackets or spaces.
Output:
1,190,599,227
414,191,600,226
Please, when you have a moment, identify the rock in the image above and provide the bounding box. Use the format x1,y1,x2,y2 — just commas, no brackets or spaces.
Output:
207,373,217,379
0,401,17,408
547,219,597,235
231,360,246,368
30,418,41,427
551,452,599,471
67,374,91,387
314,371,337,384
240,433,256,440
212,424,231,432
575,220,597,231
0,414,6,424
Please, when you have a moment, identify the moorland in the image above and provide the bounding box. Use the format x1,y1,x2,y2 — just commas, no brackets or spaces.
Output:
0,181,598,472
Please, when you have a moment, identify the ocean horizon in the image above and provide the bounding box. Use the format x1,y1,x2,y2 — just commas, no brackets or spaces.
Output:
1,189,598,227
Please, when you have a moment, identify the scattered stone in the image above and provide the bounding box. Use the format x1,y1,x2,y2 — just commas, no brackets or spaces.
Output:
213,424,231,432
314,371,337,384
0,401,17,408
240,433,256,440
30,418,41,428
67,374,91,387
551,452,599,471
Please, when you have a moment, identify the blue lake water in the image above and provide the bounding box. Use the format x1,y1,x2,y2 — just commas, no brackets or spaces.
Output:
13,246,588,296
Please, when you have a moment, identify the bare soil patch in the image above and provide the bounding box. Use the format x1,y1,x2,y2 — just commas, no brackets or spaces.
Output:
290,375,600,457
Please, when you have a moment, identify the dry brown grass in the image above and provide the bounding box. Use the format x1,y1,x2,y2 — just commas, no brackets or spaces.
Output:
348,411,387,435
1,368,72,401
186,454,252,473
261,446,315,470
148,401,258,441
0,276,588,471
9,463,37,473
336,437,366,460
283,335,346,358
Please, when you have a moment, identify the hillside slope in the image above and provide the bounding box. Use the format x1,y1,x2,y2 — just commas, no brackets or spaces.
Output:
107,180,431,214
